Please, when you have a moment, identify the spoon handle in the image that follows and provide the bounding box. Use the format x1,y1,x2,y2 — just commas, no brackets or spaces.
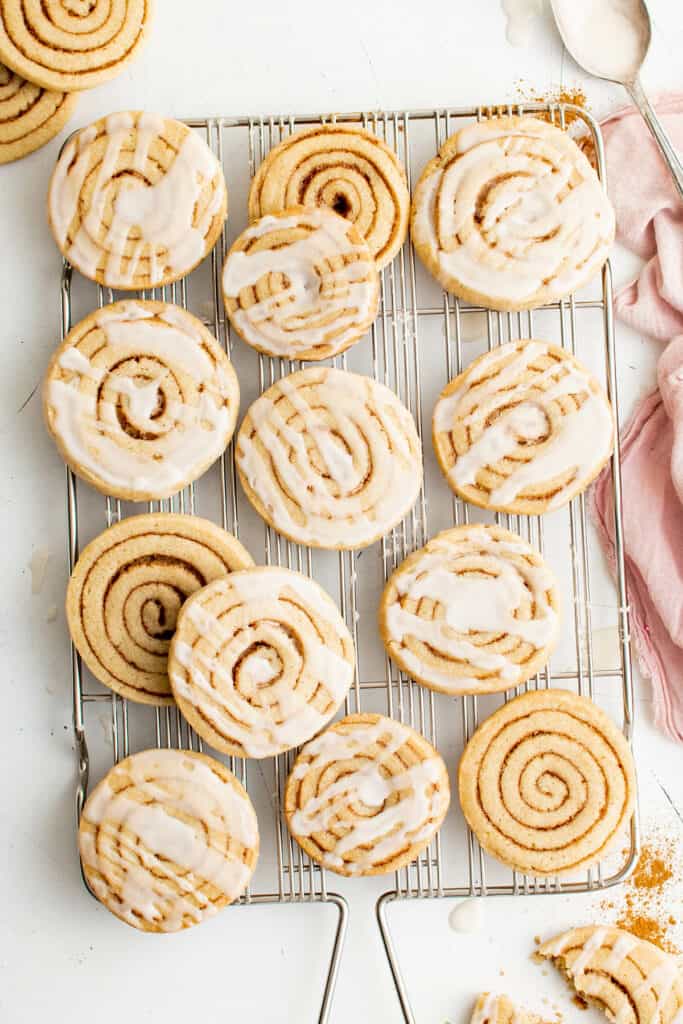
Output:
626,78,683,201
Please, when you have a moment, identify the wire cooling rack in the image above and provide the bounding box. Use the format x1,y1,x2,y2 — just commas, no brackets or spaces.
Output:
60,102,637,1024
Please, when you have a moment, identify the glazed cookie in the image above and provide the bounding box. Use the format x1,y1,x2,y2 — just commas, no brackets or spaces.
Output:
0,1,153,92
538,926,683,1024
79,749,258,932
248,124,410,269
222,207,379,361
471,995,541,1024
412,115,615,310
284,713,450,876
48,111,227,289
380,525,560,695
66,514,253,705
44,301,239,502
432,340,614,514
168,568,355,758
235,367,423,550
0,61,76,164
458,690,636,877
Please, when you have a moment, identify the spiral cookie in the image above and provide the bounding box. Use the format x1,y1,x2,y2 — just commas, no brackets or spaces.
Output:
66,514,253,705
44,301,239,502
235,367,422,550
471,995,539,1024
222,207,379,361
79,749,258,932
433,340,614,515
0,61,76,164
48,111,227,289
380,525,560,696
248,124,410,269
412,115,615,310
0,1,153,92
284,713,450,876
168,568,355,759
538,927,683,1024
458,689,636,877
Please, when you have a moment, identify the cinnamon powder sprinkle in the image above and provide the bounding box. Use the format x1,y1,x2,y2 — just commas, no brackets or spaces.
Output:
599,836,680,954
513,83,588,127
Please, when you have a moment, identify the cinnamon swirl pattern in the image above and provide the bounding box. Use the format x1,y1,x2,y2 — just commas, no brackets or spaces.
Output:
66,514,253,705
380,525,560,695
412,116,615,310
0,61,76,163
248,124,410,269
458,690,636,877
168,568,355,759
222,207,379,361
284,714,450,876
0,1,153,92
433,340,614,515
44,301,239,502
235,367,422,550
48,112,227,289
538,927,683,1024
79,749,259,932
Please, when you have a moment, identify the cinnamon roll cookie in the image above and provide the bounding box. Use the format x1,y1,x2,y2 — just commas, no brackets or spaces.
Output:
412,115,615,310
284,714,450,876
380,525,560,696
0,61,76,163
168,567,354,758
458,690,636,877
79,749,258,932
0,1,153,92
433,340,614,514
66,514,253,705
248,124,410,269
48,112,227,288
471,995,541,1024
538,926,683,1024
44,301,239,502
222,207,379,361
235,367,422,550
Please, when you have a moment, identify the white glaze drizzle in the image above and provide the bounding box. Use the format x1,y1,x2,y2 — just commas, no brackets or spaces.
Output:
413,117,614,305
603,932,639,973
223,208,376,357
290,719,447,873
471,994,500,1024
79,750,257,931
170,572,353,758
384,527,558,691
236,368,421,548
569,927,607,976
46,302,236,498
434,342,613,510
49,113,224,287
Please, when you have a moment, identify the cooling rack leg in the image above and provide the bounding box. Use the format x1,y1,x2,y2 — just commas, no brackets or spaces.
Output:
318,894,349,1024
376,892,416,1024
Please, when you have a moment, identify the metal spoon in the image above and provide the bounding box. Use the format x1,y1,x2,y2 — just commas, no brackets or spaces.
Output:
550,0,683,199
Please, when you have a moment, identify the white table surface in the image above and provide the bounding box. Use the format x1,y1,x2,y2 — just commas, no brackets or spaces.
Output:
2,2,683,1022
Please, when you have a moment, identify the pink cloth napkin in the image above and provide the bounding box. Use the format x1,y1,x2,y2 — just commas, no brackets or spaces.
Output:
592,97,683,742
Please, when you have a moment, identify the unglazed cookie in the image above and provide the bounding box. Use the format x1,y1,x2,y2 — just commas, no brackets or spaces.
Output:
380,525,560,695
0,1,153,92
43,301,239,502
412,115,615,310
433,340,614,514
66,514,253,705
222,207,379,361
538,927,683,1024
235,367,423,550
79,749,258,932
48,112,227,289
0,61,76,164
248,124,410,269
458,690,636,877
168,568,355,758
284,713,450,876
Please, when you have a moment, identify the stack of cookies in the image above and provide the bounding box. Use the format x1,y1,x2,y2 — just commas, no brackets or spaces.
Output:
40,107,637,938
0,2,153,164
